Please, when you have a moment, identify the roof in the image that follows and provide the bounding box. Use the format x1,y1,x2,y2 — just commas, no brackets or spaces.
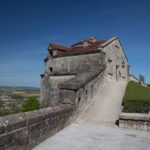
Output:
49,38,106,58
49,43,71,51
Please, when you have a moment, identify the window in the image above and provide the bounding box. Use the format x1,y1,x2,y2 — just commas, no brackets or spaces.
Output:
115,45,119,49
78,97,81,104
49,67,53,73
108,59,112,63
85,90,88,95
116,65,119,69
50,51,53,57
108,73,113,76
122,61,125,68
119,71,121,77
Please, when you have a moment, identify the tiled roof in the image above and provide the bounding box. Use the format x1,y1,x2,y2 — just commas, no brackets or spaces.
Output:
49,39,106,58
50,43,71,51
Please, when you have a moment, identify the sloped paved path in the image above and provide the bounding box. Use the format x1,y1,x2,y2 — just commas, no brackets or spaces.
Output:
34,123,150,150
76,80,127,125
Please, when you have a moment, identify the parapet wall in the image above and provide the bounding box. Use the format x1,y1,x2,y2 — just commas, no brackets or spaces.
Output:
0,104,73,150
119,113,150,131
58,65,105,113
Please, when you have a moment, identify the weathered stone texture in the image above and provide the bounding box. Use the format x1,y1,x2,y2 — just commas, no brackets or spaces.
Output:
119,113,150,131
0,104,73,150
2,113,26,133
102,38,128,82
46,52,104,75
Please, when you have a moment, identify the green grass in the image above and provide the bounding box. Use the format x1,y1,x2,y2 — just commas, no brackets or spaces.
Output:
122,81,150,113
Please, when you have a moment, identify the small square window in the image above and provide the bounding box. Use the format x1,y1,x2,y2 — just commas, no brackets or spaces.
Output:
108,59,112,63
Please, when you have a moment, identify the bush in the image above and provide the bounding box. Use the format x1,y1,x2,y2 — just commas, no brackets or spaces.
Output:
0,100,4,108
22,97,40,112
123,81,150,113
123,99,150,113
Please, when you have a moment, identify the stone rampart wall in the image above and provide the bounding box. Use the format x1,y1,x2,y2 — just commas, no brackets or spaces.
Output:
119,113,150,131
58,66,105,113
0,104,73,150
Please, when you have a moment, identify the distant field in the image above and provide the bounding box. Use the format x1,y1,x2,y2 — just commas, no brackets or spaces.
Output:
123,81,150,113
18,93,40,97
13,91,40,97
0,86,40,98
0,86,40,93
13,91,26,94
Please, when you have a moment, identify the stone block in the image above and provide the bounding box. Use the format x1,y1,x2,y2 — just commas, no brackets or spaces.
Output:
136,121,146,130
41,120,50,136
147,122,150,131
2,113,26,133
0,144,18,150
59,90,76,104
41,106,60,120
124,121,134,129
119,120,124,128
28,122,42,142
12,127,29,147
24,110,43,125
0,133,12,148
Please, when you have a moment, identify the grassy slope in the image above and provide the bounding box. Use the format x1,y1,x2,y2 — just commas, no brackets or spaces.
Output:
123,81,150,113
124,81,150,101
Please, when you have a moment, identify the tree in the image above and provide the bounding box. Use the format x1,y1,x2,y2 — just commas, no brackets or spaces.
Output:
22,97,40,112
0,100,4,108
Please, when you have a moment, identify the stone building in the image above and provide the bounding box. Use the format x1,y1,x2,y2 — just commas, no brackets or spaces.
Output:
40,37,129,109
130,74,139,83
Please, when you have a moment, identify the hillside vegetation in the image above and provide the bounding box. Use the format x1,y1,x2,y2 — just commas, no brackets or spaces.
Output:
123,81,150,113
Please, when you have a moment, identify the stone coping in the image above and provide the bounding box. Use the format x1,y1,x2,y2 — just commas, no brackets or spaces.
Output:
119,113,150,122
0,104,72,135
58,65,105,90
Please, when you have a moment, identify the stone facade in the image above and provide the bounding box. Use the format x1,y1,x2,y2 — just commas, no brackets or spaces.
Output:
40,37,129,109
100,38,129,81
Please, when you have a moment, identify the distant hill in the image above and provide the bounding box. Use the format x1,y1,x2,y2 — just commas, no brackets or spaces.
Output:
0,86,40,92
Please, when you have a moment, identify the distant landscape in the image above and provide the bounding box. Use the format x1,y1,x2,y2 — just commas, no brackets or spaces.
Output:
0,86,40,117
0,86,40,92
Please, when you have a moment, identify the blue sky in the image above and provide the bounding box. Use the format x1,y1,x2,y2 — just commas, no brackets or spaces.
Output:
0,0,150,87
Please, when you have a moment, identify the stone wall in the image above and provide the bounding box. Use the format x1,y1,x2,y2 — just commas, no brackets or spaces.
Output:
45,52,105,75
58,65,105,113
119,113,150,131
41,51,105,108
41,37,129,108
101,38,129,81
0,104,73,150
40,75,75,107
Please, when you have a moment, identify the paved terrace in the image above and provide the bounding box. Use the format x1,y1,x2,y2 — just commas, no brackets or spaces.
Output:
34,80,150,150
34,123,150,150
